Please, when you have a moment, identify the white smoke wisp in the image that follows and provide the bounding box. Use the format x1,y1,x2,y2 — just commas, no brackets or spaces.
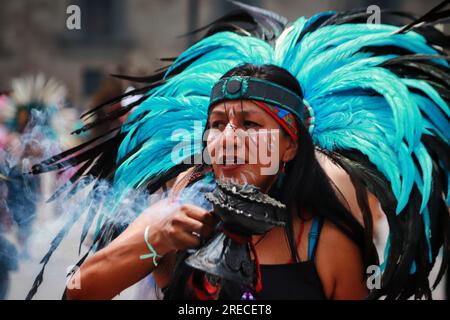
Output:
0,74,76,299
4,159,219,299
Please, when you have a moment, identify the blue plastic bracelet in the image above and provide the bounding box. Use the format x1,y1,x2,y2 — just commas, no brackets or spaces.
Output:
140,226,162,266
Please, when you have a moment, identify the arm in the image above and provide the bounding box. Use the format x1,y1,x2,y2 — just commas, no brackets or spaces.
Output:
315,221,368,300
65,199,170,300
66,199,217,300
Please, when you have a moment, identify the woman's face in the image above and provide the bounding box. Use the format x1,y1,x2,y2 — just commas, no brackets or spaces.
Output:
206,100,298,191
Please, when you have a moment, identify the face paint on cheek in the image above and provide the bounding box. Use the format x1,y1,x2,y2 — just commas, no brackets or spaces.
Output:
205,127,222,164
268,130,279,153
206,129,222,146
246,129,259,165
257,129,280,176
234,128,247,165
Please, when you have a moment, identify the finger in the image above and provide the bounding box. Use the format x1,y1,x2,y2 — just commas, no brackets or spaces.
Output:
181,205,219,228
180,204,207,220
173,231,201,249
174,215,202,232
180,204,213,223
176,216,214,238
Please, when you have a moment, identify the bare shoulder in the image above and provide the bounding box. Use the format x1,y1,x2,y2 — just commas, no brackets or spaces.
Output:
318,220,360,254
315,220,368,299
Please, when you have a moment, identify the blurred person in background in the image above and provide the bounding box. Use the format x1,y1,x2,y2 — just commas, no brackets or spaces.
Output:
1,75,67,258
0,171,18,299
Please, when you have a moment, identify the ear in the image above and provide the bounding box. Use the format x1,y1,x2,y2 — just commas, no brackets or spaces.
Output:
282,137,298,162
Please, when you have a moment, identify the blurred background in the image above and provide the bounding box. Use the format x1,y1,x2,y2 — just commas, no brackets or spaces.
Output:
1,0,447,109
0,0,447,300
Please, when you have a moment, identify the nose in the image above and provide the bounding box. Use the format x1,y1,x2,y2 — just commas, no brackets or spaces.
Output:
222,123,238,148
223,122,236,134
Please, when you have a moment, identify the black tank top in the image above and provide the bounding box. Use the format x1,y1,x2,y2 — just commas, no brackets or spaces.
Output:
255,261,325,300
162,216,326,300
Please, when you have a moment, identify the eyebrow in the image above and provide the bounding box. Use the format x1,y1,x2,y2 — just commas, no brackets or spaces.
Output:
209,110,226,116
242,110,264,116
209,108,264,117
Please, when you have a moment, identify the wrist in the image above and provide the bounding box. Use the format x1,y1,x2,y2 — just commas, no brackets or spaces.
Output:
145,225,172,258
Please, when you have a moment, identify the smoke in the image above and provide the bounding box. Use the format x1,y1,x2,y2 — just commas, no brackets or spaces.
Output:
0,96,89,299
1,147,220,300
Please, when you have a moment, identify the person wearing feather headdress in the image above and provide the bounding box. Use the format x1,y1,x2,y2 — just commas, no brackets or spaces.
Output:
27,1,449,300
0,74,68,260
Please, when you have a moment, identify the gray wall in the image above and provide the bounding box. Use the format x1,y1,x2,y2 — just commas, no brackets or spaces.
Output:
0,0,444,110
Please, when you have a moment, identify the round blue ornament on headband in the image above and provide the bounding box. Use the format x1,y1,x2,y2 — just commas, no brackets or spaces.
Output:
222,76,249,99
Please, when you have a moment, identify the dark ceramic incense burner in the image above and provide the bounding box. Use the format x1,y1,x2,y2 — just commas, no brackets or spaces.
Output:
185,179,287,288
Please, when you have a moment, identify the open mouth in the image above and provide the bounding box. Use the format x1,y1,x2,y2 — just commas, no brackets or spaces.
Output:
219,156,246,172
220,164,244,174
222,156,246,165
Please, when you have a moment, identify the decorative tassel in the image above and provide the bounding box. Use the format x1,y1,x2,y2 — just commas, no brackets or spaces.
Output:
241,291,255,300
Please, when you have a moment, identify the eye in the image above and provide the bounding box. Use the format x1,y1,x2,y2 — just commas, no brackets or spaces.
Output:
243,120,261,129
210,120,226,131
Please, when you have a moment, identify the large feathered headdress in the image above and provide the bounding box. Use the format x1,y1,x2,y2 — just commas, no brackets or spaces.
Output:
28,1,449,300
